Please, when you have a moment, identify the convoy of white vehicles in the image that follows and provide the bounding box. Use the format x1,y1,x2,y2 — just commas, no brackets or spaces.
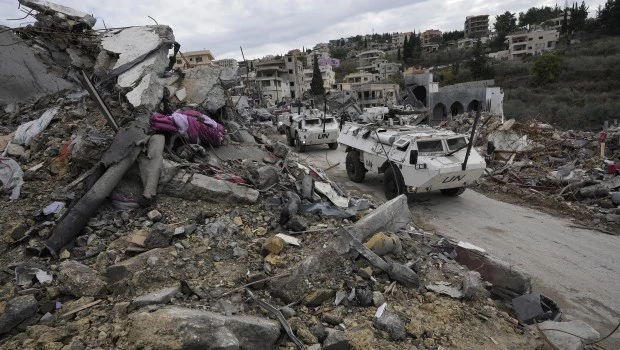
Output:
267,102,486,199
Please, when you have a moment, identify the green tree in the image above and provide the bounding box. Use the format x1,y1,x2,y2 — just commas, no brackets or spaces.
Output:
518,6,563,27
397,47,401,61
491,11,517,51
468,40,494,79
442,30,465,42
310,56,325,96
402,35,409,62
599,0,620,35
531,53,563,84
570,2,589,33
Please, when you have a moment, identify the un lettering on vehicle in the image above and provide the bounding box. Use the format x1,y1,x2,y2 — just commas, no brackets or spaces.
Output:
442,175,465,183
317,133,330,139
365,160,373,168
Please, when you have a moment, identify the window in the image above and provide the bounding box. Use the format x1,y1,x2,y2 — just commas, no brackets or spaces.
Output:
304,119,321,126
528,38,533,41
261,81,271,87
528,46,532,50
176,59,181,64
548,41,554,48
539,36,543,39
290,82,294,87
195,57,203,63
417,140,443,153
447,137,468,151
289,69,293,74
287,57,292,62
189,58,193,61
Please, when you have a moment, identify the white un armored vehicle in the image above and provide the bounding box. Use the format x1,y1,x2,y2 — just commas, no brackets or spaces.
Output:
280,102,339,153
337,110,486,199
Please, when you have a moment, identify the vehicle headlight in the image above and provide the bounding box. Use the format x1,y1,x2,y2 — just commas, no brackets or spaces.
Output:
408,186,418,193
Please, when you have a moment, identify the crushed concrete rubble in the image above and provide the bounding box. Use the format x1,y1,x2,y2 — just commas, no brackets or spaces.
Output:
444,113,620,234
0,1,604,349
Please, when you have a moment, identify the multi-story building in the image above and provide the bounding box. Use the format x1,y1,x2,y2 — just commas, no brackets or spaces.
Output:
371,59,402,81
464,15,490,38
457,36,490,49
357,50,385,72
539,11,570,31
212,58,238,70
506,29,559,60
255,58,288,101
354,83,400,108
173,50,214,69
284,53,305,99
313,43,330,54
391,32,412,48
302,65,336,92
342,72,381,85
421,29,442,45
422,43,440,53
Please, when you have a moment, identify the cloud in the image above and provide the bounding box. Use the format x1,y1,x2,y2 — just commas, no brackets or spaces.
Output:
0,0,608,61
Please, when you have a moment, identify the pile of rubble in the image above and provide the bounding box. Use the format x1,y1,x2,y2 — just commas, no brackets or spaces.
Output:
0,2,609,350
445,113,620,234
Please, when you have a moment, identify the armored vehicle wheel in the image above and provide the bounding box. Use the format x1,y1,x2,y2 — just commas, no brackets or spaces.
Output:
383,165,406,200
328,142,338,150
346,151,365,183
440,187,466,196
295,135,306,153
286,128,295,146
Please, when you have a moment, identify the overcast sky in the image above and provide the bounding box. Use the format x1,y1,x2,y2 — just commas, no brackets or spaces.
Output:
0,0,607,60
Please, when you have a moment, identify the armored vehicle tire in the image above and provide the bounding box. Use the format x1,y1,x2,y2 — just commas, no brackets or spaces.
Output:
346,151,365,183
286,128,295,146
295,135,306,153
440,187,466,196
384,165,406,200
328,142,338,150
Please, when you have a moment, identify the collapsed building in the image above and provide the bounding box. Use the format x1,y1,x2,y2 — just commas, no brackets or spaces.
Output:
0,1,614,350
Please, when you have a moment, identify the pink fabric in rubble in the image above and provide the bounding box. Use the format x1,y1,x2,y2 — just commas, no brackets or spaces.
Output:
150,110,226,146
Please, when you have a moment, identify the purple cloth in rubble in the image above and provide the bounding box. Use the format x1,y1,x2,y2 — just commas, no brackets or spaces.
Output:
150,110,225,146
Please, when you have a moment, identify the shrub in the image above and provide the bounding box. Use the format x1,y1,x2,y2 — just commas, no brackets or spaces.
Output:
531,53,563,85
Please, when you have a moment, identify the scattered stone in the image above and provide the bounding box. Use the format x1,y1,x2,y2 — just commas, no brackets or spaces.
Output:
132,286,180,309
106,248,171,282
322,328,349,350
58,260,106,297
307,344,321,350
373,310,406,341
538,320,600,350
251,165,280,190
272,142,289,158
0,295,38,335
233,246,248,259
425,282,463,299
358,266,373,279
372,291,385,307
147,210,162,222
297,325,319,344
303,289,335,307
6,144,26,158
280,306,296,319
334,291,347,306
462,271,485,300
262,236,285,255
355,287,373,306
128,307,281,349
322,312,344,326
364,232,402,256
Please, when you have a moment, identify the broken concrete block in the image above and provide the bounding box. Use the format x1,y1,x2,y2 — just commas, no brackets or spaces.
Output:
0,295,38,335
322,328,349,350
372,291,385,307
65,47,95,69
373,310,406,341
335,195,410,254
18,0,96,28
425,282,463,299
462,271,485,300
132,286,180,309
272,142,289,158
175,88,187,102
98,25,174,78
251,165,280,190
0,31,75,105
355,287,373,306
6,144,26,158
183,65,238,114
128,307,281,350
124,73,164,111
454,244,531,297
117,47,169,88
538,320,600,350
159,165,259,204
58,260,106,297
106,248,170,282
147,210,162,222
303,289,335,307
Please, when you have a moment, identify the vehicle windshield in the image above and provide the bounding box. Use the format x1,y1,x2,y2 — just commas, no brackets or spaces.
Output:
304,119,321,126
417,140,444,153
324,118,335,124
446,137,468,151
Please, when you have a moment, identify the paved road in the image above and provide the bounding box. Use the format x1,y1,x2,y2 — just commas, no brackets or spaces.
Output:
289,141,620,347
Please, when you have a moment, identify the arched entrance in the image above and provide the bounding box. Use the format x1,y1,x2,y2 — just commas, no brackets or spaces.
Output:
467,99,481,112
450,101,464,116
413,86,427,106
433,103,447,120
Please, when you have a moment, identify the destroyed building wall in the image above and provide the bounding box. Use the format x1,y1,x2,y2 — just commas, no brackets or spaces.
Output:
429,84,504,123
0,28,76,105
